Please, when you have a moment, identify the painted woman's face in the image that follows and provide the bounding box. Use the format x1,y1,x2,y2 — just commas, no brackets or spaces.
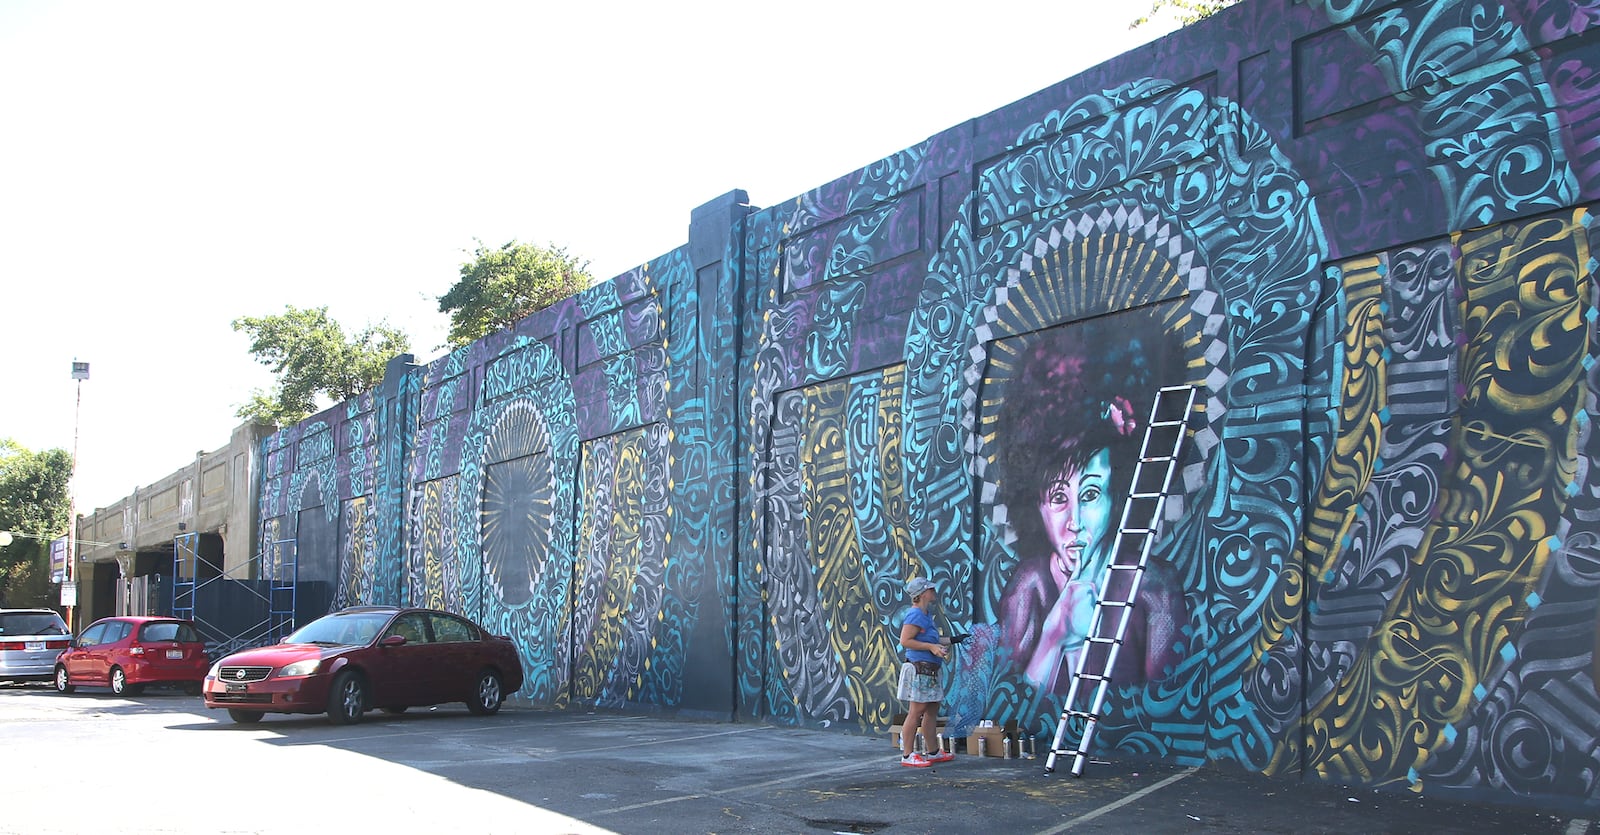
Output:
1037,447,1114,585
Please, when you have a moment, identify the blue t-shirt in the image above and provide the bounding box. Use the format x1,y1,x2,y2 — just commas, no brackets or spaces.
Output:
902,607,941,665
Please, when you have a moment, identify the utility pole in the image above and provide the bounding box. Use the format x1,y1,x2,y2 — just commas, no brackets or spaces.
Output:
66,360,89,631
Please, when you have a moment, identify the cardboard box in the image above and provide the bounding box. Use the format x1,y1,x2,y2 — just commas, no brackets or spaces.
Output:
966,719,1020,758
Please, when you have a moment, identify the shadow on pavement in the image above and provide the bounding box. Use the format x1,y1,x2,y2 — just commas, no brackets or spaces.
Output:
159,704,1591,834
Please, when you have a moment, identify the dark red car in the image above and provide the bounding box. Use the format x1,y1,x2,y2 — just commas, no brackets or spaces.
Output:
54,616,210,696
202,606,524,725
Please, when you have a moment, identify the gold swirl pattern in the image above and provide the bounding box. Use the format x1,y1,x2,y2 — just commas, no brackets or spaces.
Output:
877,365,916,586
803,378,905,728
759,369,915,731
416,479,455,611
261,517,282,576
1278,210,1591,789
338,496,368,609
1257,256,1389,699
571,429,652,703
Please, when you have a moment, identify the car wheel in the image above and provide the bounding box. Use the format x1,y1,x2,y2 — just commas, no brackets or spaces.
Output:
54,665,74,694
466,669,503,715
327,670,366,725
381,706,408,715
227,709,264,724
109,667,144,696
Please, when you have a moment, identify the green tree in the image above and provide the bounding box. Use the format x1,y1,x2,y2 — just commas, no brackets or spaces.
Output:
437,240,592,349
0,439,72,608
232,305,411,426
1131,0,1241,27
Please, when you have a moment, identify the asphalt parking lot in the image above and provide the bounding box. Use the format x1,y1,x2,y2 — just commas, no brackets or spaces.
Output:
0,682,1590,834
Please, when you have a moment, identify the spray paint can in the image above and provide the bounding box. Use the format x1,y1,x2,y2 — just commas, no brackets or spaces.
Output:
936,732,946,754
1004,736,1014,758
915,731,925,754
978,735,988,757
1024,736,1036,759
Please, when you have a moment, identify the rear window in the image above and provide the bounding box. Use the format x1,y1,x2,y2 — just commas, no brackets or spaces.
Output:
0,612,68,637
139,622,202,643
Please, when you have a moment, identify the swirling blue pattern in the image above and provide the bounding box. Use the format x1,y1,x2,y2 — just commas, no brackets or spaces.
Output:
1307,0,1577,228
455,338,578,703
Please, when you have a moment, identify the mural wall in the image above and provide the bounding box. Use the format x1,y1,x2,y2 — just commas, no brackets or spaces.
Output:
251,0,1600,809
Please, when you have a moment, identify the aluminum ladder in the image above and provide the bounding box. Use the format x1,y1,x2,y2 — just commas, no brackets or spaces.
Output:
1045,384,1196,777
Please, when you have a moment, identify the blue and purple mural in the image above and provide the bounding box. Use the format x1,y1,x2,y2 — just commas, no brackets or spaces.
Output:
252,0,1600,809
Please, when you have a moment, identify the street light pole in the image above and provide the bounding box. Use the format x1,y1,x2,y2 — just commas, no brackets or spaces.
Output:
67,360,89,631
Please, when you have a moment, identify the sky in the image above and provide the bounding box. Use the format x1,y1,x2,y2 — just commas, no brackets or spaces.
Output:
0,1,1182,512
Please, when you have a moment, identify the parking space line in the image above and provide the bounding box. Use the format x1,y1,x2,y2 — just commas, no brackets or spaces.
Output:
1566,819,1591,835
594,793,705,815
715,760,889,796
285,722,522,745
580,726,764,754
1033,766,1200,834
529,713,650,726
281,712,649,745
287,718,761,753
593,758,883,817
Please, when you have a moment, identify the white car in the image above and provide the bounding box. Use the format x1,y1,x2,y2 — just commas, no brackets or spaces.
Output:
0,609,71,683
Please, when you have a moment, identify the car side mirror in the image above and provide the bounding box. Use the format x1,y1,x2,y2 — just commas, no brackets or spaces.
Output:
379,635,406,647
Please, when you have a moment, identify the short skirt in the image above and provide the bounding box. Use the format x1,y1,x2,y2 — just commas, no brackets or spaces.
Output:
897,661,944,703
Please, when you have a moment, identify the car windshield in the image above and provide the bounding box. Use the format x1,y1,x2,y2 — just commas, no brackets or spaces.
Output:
0,612,68,636
283,612,390,647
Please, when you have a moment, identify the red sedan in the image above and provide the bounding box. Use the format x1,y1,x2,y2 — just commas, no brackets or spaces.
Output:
54,616,210,696
203,606,525,725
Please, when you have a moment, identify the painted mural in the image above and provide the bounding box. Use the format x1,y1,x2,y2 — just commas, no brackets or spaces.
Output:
243,0,1600,811
978,310,1192,707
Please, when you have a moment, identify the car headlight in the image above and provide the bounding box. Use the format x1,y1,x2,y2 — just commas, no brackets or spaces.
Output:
207,661,221,679
278,659,320,677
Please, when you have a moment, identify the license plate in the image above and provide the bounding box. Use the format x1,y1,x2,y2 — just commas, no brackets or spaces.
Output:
24,641,44,651
166,649,184,660
226,682,247,693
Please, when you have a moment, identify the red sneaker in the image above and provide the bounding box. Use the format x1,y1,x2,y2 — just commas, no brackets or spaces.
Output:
926,751,955,763
900,753,932,768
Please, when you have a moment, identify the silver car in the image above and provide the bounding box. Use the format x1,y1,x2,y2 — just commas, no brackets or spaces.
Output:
0,609,71,682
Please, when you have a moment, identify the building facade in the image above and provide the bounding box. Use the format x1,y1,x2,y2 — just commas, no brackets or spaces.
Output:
244,0,1600,810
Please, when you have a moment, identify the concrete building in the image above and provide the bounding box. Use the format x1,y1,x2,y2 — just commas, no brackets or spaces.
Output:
73,422,270,626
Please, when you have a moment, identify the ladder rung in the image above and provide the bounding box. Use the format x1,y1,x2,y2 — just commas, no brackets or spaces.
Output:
1044,384,1195,782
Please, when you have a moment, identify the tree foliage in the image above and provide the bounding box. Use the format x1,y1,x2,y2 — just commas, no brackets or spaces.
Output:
1131,0,1241,27
232,305,410,426
0,439,72,608
437,240,592,349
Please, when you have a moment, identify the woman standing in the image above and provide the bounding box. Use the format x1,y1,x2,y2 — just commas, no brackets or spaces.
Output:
898,576,955,767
